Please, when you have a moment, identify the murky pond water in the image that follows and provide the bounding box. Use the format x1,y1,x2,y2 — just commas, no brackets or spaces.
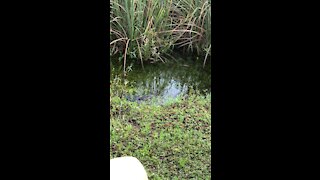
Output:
111,54,211,104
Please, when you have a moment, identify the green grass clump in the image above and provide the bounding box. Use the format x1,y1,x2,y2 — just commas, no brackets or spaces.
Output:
110,0,211,68
110,77,211,179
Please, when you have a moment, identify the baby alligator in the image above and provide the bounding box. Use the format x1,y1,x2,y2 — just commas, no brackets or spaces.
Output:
125,95,153,103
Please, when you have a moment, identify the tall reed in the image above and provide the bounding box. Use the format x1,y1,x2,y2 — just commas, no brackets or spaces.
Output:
110,0,211,68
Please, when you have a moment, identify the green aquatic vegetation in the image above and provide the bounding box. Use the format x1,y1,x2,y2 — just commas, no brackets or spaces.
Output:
110,0,211,69
110,76,211,179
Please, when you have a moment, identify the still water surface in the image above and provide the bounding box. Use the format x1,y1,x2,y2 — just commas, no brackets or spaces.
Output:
111,54,211,103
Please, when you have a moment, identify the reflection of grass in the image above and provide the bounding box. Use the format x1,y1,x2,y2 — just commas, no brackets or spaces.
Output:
111,57,211,98
110,77,211,179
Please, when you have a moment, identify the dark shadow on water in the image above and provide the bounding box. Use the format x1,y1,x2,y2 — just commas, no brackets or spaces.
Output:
111,54,211,104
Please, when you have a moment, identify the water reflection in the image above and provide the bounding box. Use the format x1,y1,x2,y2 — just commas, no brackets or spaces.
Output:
111,55,211,103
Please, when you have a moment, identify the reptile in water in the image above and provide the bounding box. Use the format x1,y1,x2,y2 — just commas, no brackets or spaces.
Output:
125,95,153,103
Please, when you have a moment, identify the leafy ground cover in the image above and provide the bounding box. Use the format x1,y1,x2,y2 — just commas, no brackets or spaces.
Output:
110,76,211,179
